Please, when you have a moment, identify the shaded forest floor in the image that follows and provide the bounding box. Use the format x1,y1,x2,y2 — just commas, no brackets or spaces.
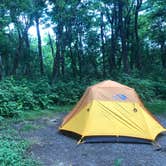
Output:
9,111,166,166
0,105,166,166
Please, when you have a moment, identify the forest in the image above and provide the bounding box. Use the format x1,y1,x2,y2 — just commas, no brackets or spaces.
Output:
0,0,166,165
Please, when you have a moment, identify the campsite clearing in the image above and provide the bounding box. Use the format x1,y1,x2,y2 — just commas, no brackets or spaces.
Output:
13,112,166,166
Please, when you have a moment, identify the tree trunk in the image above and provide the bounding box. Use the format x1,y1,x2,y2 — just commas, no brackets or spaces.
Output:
105,4,116,73
52,40,60,82
52,22,63,82
69,45,77,78
12,28,22,75
130,33,135,69
75,36,82,81
60,44,65,77
24,30,31,75
134,0,142,69
100,11,106,78
110,8,116,72
35,17,44,75
89,56,99,78
48,33,55,57
118,0,129,73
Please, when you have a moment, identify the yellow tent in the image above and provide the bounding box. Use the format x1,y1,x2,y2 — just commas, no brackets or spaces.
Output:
59,80,166,143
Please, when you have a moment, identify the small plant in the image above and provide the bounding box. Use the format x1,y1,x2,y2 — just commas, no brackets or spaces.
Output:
114,158,123,166
0,129,38,166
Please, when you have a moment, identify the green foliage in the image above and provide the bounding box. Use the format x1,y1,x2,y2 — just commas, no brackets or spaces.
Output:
0,129,37,166
114,158,123,166
0,77,85,117
145,100,166,114
0,75,165,117
50,81,86,105
118,74,166,101
0,116,4,124
28,78,51,109
0,78,36,117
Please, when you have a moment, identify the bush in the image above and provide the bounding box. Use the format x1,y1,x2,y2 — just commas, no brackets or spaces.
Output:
0,129,37,166
50,81,86,105
0,78,87,117
118,74,166,101
0,78,36,117
28,78,52,109
0,76,165,117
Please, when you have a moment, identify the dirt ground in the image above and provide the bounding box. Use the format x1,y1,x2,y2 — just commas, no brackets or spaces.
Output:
16,113,166,166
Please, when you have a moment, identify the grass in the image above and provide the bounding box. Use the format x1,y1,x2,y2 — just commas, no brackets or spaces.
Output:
114,158,123,166
18,105,73,121
20,124,42,132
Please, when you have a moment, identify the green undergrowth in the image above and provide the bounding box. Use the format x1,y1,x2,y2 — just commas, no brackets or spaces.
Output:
114,158,123,166
0,77,84,117
19,105,73,121
145,100,166,115
0,76,165,118
20,124,42,132
0,128,38,166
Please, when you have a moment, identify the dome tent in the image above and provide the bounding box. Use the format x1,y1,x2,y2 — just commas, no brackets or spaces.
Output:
59,80,166,143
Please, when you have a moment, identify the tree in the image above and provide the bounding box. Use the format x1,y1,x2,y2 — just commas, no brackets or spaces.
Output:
32,0,46,75
148,0,166,68
134,0,142,69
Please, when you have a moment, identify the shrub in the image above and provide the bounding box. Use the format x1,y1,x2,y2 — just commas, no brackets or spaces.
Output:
118,74,166,101
0,129,37,166
0,76,165,117
0,78,36,117
50,81,86,105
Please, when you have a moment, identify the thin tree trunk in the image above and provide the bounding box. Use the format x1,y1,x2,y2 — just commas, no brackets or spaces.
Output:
24,30,31,75
126,16,131,68
52,22,63,82
48,33,55,57
110,13,116,72
36,17,44,75
100,11,106,78
78,33,83,80
89,56,99,78
75,40,81,80
105,5,116,73
130,33,135,69
134,0,142,69
12,28,22,75
52,40,60,82
69,45,77,78
60,44,65,77
118,0,129,73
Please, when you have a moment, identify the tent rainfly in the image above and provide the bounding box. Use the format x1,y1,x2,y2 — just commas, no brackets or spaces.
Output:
59,80,166,143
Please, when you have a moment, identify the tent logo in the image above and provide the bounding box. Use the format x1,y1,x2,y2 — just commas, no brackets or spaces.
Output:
113,94,127,101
